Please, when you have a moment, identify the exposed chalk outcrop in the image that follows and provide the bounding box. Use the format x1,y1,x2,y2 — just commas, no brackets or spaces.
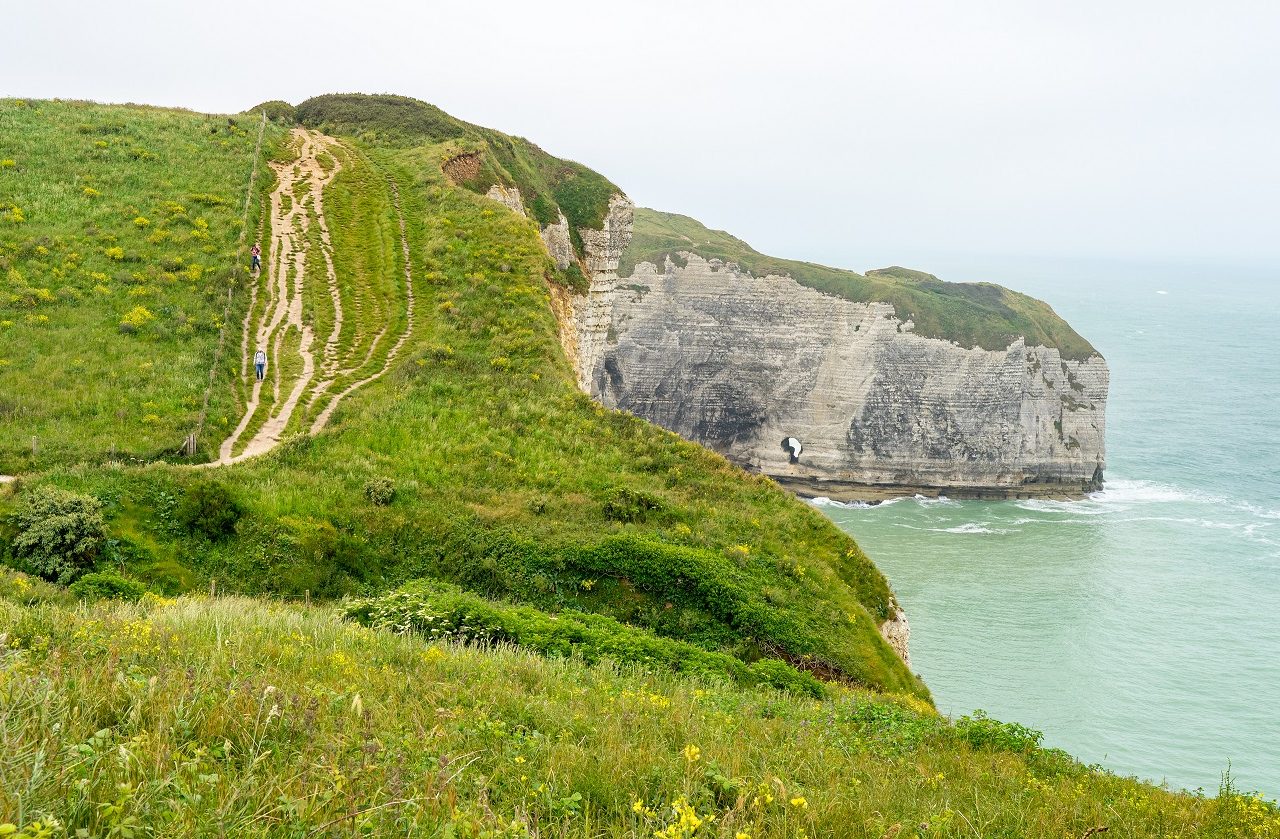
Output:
484,183,525,216
879,607,912,669
568,195,634,390
541,211,575,271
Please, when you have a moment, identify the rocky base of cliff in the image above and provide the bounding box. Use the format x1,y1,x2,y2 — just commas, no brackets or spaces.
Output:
772,472,1104,503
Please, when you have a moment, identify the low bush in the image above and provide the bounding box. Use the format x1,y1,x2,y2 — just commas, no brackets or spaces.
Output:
0,568,74,606
249,100,297,124
175,479,242,540
9,486,105,583
600,486,666,523
118,305,154,333
345,581,826,698
954,709,1044,753
68,570,147,602
363,477,395,506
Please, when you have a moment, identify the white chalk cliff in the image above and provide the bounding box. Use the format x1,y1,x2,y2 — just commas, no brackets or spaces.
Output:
487,190,1108,500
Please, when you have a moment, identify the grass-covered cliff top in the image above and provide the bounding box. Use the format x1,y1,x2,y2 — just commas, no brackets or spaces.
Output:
289,93,619,255
0,98,922,698
622,208,1099,361
1,574,1274,838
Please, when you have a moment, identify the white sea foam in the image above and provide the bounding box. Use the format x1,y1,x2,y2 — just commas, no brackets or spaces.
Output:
927,522,1011,534
1236,501,1280,520
912,494,954,506
1090,479,1202,505
875,495,914,507
808,496,872,510
810,493,953,510
1014,498,1110,515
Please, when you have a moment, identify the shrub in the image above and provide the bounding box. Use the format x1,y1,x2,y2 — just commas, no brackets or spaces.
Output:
954,710,1043,753
175,480,242,540
68,571,147,602
273,517,375,597
10,486,105,584
0,569,73,607
118,305,154,333
745,658,825,697
601,486,666,523
364,477,395,506
250,100,297,124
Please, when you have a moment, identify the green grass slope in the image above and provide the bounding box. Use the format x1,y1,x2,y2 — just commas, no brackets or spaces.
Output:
0,99,922,697
622,208,1098,360
0,576,1275,838
0,99,285,470
294,94,619,256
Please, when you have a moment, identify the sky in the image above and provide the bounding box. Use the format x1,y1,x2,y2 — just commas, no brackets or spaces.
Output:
5,0,1278,281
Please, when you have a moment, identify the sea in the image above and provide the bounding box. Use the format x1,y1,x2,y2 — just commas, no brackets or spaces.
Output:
816,258,1280,797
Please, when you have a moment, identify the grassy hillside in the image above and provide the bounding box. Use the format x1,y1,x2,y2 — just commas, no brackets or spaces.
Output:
0,99,923,698
621,209,1098,361
294,94,619,256
0,99,285,470
0,575,1275,838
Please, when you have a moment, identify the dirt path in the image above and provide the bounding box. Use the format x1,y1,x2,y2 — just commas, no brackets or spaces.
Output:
208,130,414,466
214,129,340,465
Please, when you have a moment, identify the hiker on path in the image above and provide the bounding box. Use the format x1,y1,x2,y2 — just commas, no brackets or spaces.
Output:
250,242,262,273
254,349,267,381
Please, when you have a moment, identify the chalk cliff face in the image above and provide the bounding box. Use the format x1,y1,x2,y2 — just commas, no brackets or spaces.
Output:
489,188,1107,500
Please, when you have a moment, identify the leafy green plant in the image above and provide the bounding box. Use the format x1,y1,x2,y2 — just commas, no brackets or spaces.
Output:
68,570,147,601
118,305,155,334
175,479,242,540
601,486,666,523
10,485,105,583
954,709,1044,753
363,477,395,506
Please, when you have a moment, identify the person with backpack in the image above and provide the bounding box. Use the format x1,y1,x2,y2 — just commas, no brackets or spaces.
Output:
254,349,267,381
250,242,262,273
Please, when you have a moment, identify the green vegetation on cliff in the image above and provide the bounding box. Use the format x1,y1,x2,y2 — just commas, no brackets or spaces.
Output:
294,94,618,251
0,98,921,699
621,208,1098,360
0,575,1275,838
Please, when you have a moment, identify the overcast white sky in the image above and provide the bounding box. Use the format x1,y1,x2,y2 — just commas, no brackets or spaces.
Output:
5,0,1278,278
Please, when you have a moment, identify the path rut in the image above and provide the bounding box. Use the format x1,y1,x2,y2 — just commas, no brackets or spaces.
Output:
209,129,414,466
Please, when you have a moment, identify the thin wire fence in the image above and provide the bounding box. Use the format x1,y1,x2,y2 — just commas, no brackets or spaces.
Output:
189,111,269,454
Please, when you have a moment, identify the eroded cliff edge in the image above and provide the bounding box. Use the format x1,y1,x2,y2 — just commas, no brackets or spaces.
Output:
488,190,1107,501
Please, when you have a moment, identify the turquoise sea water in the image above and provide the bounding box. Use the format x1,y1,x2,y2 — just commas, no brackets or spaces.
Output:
819,261,1280,796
